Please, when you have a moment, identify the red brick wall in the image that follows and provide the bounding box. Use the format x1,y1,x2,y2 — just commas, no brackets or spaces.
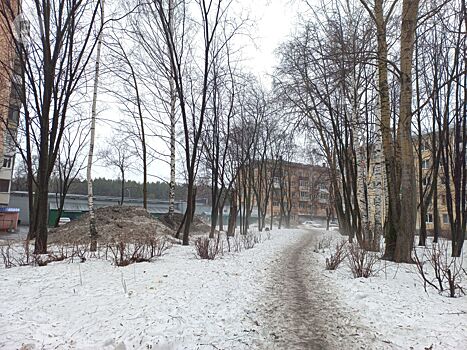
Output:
0,0,19,159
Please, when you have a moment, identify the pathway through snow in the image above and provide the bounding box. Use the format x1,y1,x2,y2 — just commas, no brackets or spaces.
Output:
256,229,387,349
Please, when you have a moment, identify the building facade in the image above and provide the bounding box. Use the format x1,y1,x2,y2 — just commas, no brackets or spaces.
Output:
416,136,458,237
0,0,21,207
246,161,332,224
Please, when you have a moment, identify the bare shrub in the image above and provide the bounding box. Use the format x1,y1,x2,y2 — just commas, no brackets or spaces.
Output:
107,236,171,267
71,241,88,263
325,240,347,270
414,241,465,298
347,243,379,278
32,251,68,266
314,235,332,253
1,240,32,268
255,232,262,244
227,234,243,253
194,235,223,260
242,232,257,250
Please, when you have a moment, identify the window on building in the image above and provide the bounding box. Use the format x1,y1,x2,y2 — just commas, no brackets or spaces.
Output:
421,159,430,169
273,200,280,207
425,213,433,224
299,179,309,187
5,133,16,154
8,108,20,123
300,191,309,199
2,157,12,169
0,179,10,193
443,214,449,224
299,202,306,209
441,195,446,205
318,183,327,191
319,192,328,200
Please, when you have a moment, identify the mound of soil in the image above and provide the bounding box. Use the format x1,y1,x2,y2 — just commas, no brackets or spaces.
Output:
49,206,173,244
158,212,211,234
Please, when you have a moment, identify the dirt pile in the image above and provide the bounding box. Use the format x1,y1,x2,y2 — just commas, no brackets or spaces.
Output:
49,206,174,244
158,212,211,234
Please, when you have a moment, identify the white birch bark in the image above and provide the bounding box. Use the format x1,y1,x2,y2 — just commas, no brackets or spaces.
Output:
372,114,384,251
168,0,176,221
87,0,104,251
351,78,369,245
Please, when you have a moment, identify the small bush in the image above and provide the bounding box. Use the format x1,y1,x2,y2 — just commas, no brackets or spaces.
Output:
347,243,379,278
194,235,222,260
1,240,31,268
314,235,332,253
107,236,170,267
414,241,465,297
226,234,243,253
325,240,347,270
242,232,257,250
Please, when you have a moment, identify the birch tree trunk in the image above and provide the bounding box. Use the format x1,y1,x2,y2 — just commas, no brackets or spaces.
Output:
372,104,384,252
87,0,105,252
168,0,176,221
352,77,369,248
373,0,400,260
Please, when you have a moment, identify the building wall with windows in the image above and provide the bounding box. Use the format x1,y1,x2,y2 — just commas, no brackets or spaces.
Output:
247,161,332,223
415,137,454,236
0,0,20,207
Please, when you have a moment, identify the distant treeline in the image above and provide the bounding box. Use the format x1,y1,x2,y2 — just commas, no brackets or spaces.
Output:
12,177,189,201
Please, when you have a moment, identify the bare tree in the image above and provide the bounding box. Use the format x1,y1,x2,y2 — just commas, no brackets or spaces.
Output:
0,0,103,253
87,0,105,252
99,134,134,205
149,0,246,245
104,32,150,209
51,118,89,227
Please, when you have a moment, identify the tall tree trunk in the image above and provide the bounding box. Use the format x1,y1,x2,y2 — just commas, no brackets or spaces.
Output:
87,0,105,252
120,170,125,205
218,203,224,231
374,0,399,260
227,190,237,237
394,0,419,263
415,42,427,247
372,111,384,252
168,0,176,221
130,60,147,209
34,148,49,254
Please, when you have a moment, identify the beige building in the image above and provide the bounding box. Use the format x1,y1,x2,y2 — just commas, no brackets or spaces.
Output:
416,138,453,236
0,0,21,206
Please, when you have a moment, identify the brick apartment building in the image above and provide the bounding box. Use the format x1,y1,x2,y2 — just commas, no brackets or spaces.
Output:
271,162,332,222
415,135,461,236
0,0,21,207
247,161,332,224
0,1,21,230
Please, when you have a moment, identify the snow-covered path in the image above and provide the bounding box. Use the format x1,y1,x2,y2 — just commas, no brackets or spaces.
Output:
255,229,385,350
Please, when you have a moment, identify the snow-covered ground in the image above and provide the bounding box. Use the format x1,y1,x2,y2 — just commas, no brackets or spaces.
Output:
0,229,303,349
1,228,466,349
317,232,467,349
